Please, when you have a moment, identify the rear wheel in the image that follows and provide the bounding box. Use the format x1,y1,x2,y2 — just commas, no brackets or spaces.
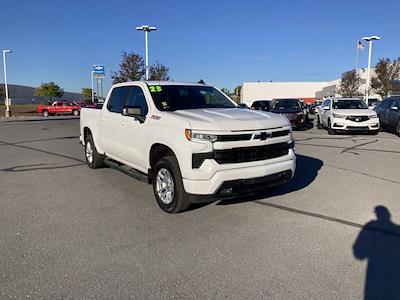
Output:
85,134,105,169
328,119,335,135
317,116,323,129
396,121,400,137
43,110,49,117
153,156,190,213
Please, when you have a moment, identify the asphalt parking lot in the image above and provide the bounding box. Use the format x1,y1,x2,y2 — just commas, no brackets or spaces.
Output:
1,117,399,299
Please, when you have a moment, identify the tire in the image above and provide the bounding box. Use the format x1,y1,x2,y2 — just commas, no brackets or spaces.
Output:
328,119,335,135
317,116,323,129
43,110,49,117
73,109,79,116
153,156,190,213
396,121,400,137
85,134,105,169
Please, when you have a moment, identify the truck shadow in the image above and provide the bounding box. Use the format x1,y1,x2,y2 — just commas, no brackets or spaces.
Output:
217,154,323,206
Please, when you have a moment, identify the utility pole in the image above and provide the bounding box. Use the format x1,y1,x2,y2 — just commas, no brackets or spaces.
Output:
2,49,12,117
136,25,157,80
362,35,381,106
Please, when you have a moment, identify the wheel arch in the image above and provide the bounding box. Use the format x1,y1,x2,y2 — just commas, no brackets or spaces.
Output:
148,143,179,184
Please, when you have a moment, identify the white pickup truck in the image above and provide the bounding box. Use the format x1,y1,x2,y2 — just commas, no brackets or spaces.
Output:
80,81,296,213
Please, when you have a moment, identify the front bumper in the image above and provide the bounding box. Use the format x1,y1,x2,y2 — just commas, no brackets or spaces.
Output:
331,118,379,131
183,155,296,196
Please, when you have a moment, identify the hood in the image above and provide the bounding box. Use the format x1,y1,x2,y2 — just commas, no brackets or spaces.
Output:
270,108,302,114
169,108,289,131
332,109,376,116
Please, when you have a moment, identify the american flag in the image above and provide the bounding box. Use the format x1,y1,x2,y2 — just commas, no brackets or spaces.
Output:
357,41,365,51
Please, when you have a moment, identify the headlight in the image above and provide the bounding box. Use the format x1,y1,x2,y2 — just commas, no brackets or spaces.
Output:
185,129,217,142
332,113,346,118
369,114,378,119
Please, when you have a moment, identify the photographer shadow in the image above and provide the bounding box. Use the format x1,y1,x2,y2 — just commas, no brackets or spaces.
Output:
353,206,400,299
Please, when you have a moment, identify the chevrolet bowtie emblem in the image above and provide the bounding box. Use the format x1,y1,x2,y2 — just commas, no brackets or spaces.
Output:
253,132,270,141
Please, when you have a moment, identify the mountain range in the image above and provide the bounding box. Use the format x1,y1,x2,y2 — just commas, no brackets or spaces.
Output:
0,84,83,104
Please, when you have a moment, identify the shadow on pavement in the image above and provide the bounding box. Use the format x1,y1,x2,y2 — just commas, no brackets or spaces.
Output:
217,154,323,206
353,206,400,300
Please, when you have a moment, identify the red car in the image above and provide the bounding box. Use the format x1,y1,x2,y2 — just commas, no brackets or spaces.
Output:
37,101,81,117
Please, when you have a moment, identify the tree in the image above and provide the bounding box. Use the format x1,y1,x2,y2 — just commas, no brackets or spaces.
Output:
34,82,64,103
371,57,400,98
149,60,170,81
111,51,146,84
220,88,231,95
81,88,93,101
0,84,4,100
337,70,362,97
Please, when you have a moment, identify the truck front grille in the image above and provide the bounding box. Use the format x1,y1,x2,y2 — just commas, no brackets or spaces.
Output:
214,142,289,164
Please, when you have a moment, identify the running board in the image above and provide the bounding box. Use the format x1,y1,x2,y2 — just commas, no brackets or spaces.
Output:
104,158,149,183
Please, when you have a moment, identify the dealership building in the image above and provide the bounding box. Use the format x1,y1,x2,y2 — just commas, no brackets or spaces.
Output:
240,68,380,106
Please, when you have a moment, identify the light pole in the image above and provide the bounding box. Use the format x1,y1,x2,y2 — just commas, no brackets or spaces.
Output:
136,25,157,80
362,35,380,106
2,49,12,117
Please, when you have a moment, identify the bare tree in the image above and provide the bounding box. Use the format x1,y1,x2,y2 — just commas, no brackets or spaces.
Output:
337,70,362,97
111,52,146,84
149,60,171,81
371,57,400,97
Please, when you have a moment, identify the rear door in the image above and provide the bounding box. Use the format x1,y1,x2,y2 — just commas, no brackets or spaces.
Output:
376,99,394,127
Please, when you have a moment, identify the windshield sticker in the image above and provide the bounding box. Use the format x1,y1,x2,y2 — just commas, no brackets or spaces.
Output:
149,85,162,92
161,101,168,108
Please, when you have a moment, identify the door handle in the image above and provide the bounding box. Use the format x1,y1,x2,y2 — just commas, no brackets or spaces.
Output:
120,121,125,126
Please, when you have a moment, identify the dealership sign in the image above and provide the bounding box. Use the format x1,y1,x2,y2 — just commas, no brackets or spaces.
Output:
93,65,105,78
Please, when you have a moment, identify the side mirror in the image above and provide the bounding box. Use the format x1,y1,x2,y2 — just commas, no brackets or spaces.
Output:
122,106,145,123
390,106,399,111
323,106,330,111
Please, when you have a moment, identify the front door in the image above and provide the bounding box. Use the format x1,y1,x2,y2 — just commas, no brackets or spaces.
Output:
118,86,149,171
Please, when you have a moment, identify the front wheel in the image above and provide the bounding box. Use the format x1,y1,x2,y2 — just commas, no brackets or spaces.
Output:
396,121,400,137
328,119,335,135
153,156,190,213
43,110,49,117
72,109,79,116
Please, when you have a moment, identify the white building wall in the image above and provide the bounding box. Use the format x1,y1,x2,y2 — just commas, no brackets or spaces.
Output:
241,82,327,106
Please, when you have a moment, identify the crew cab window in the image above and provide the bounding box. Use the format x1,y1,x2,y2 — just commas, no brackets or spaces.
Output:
107,87,130,113
125,86,148,115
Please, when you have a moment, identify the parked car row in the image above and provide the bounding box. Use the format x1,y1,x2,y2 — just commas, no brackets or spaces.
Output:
36,101,97,117
248,98,309,129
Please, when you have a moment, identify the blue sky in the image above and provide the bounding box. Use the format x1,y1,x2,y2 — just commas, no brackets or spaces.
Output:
0,0,399,93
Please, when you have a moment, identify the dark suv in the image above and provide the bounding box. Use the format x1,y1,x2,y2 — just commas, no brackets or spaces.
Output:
270,98,307,129
375,97,400,136
251,100,274,111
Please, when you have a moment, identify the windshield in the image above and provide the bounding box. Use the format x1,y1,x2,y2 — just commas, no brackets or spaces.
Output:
333,99,367,109
272,99,301,110
148,85,236,111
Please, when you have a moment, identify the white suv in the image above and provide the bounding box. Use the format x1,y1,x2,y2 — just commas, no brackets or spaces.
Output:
317,98,380,135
